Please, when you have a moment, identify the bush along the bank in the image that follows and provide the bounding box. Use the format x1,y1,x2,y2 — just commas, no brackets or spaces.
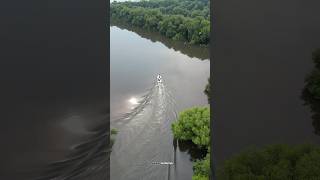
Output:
217,144,320,180
193,149,210,180
171,106,210,179
172,107,210,147
110,0,210,45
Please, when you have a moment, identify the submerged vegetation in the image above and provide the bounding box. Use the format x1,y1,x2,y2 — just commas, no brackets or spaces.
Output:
110,0,210,45
172,107,210,179
204,77,211,104
218,144,320,180
110,128,118,148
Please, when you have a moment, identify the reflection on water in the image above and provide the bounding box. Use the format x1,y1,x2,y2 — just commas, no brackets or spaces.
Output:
111,19,209,60
175,140,207,161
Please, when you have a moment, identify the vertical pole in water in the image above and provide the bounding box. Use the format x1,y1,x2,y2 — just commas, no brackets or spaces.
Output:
167,163,170,180
151,162,174,180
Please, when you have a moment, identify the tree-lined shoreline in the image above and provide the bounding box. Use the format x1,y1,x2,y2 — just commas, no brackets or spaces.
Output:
110,0,210,45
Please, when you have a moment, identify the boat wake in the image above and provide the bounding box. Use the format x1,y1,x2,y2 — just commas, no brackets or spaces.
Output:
111,76,178,180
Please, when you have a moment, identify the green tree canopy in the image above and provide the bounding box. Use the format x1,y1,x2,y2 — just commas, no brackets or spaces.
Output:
172,106,210,147
193,151,210,180
110,0,210,45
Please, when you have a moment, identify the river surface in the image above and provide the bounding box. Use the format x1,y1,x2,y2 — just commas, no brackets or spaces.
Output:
110,25,210,180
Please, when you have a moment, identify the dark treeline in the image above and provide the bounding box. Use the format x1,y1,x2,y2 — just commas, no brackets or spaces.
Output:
110,0,210,45
218,144,320,179
302,49,320,135
114,0,210,19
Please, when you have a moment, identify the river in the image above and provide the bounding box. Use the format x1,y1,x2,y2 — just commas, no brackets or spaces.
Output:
110,25,210,180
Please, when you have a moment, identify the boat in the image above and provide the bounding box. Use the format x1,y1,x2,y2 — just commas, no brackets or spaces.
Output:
157,74,162,83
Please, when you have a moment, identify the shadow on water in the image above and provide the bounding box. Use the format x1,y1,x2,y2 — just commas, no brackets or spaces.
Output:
111,19,209,60
174,139,207,161
34,119,109,180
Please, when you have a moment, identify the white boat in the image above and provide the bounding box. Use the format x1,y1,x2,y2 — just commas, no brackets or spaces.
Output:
157,74,162,83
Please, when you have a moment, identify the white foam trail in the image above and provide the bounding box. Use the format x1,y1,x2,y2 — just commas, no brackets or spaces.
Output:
111,79,177,180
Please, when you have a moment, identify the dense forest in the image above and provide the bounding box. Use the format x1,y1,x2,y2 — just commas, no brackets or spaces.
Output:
110,0,210,45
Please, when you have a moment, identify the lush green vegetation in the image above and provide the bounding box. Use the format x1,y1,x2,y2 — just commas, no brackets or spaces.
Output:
110,0,210,45
172,107,210,147
217,144,320,180
193,150,210,180
112,0,210,18
171,106,210,179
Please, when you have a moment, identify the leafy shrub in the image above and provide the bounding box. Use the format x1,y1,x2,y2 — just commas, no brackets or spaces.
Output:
171,107,210,147
193,151,210,180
